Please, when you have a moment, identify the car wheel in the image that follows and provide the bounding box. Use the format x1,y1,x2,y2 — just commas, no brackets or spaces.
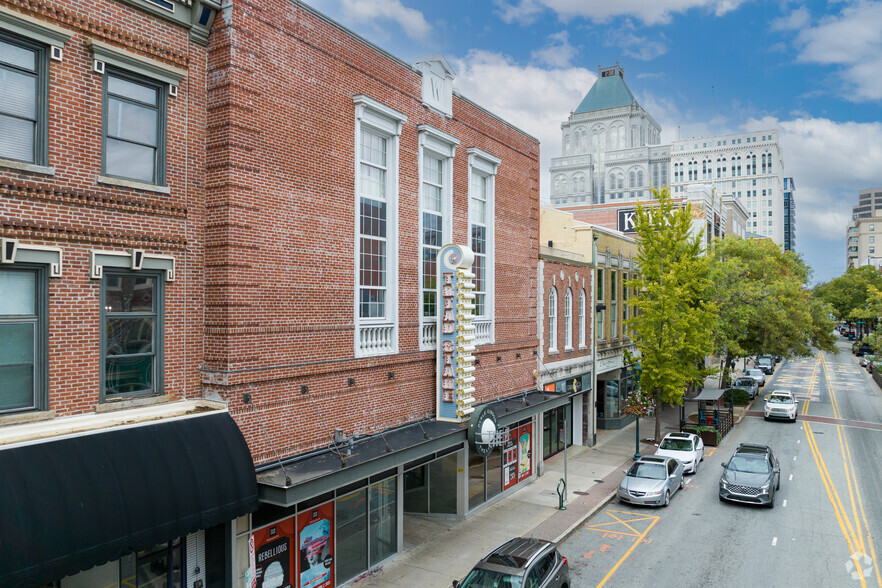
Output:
680,476,685,489
792,416,798,423
776,477,780,491
694,460,700,473
767,490,775,509
719,495,725,502
663,490,670,507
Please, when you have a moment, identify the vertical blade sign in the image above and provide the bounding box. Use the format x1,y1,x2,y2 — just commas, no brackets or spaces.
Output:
437,244,476,422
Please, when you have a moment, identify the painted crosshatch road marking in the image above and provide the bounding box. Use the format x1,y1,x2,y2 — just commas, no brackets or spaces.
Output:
593,510,661,588
586,510,660,537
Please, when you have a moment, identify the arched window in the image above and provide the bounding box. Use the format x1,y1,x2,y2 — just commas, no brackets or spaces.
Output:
721,157,727,178
581,130,587,151
564,288,573,350
637,170,644,186
617,173,624,190
548,288,558,351
561,178,568,194
735,155,742,177
629,171,636,187
578,289,586,348
564,135,570,155
618,125,626,149
553,177,561,195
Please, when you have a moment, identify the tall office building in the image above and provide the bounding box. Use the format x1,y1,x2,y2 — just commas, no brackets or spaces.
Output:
783,177,796,251
847,188,882,268
549,65,791,248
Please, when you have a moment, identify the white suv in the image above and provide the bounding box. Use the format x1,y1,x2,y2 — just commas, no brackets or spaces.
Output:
764,389,797,422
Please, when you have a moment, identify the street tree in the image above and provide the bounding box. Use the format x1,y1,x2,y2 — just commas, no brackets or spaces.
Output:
708,237,836,384
626,187,717,441
814,265,882,332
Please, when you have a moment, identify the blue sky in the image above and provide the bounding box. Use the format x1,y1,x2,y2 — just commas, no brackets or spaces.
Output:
309,0,882,284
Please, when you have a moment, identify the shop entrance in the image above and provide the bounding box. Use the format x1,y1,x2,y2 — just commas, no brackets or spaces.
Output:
542,404,572,460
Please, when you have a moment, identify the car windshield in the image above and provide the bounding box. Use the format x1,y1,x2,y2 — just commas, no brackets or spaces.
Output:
734,379,754,387
459,568,523,588
747,370,763,376
628,463,666,479
659,439,692,451
727,456,770,474
767,395,792,404
758,358,771,365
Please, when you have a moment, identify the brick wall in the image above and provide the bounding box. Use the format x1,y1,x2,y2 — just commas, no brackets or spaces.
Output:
206,2,540,464
0,0,206,416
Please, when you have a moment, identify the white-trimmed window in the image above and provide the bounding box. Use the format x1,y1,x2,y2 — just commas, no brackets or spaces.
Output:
596,269,605,341
548,287,557,353
564,288,573,351
418,125,459,349
354,96,406,357
578,289,586,348
468,147,500,346
610,271,617,339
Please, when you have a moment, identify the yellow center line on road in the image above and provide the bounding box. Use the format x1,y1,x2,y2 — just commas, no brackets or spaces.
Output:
595,514,660,588
804,421,866,588
823,353,882,586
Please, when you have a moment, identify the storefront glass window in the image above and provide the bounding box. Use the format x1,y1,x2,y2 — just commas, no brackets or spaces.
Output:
369,478,397,565
605,380,620,418
543,404,573,459
403,465,428,513
468,452,485,510
486,448,502,501
428,452,458,514
335,489,368,583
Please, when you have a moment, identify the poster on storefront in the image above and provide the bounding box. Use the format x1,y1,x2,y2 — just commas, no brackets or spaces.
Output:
297,503,334,588
252,517,295,588
517,423,533,483
502,427,518,491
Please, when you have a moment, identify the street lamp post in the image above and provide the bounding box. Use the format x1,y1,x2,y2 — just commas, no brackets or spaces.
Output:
633,362,643,461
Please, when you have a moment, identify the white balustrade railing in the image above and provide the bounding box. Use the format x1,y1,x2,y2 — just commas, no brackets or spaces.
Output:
357,324,395,356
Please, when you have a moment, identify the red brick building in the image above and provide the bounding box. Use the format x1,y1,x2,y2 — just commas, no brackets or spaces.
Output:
1,0,559,586
0,0,256,586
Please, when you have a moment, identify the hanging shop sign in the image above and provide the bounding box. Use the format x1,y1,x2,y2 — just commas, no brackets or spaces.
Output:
436,243,477,422
297,503,334,588
467,404,499,456
252,518,296,588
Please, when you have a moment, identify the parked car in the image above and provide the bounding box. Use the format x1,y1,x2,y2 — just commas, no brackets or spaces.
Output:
655,432,704,474
764,389,797,422
732,377,760,399
617,456,684,507
453,537,569,588
719,443,780,508
853,342,873,356
755,355,775,375
743,368,767,388
860,355,874,368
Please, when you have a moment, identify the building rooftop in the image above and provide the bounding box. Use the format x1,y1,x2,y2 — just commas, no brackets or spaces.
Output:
574,65,636,114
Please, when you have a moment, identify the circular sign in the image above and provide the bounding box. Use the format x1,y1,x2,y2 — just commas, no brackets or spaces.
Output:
467,404,498,456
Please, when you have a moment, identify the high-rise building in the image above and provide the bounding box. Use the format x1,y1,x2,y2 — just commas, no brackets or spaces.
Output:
846,188,882,268
549,65,791,248
783,177,796,251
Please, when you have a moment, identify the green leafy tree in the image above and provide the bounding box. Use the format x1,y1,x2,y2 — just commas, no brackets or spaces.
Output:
626,187,717,441
708,238,836,384
814,266,882,330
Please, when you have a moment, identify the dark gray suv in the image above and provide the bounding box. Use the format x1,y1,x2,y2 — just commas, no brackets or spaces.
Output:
719,443,780,508
454,537,569,588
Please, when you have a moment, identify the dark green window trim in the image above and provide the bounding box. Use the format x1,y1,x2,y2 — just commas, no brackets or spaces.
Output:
100,269,165,401
0,263,48,415
101,67,167,186
0,29,49,167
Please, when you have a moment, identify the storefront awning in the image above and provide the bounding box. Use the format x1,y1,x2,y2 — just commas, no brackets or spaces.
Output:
0,411,258,587
693,388,727,401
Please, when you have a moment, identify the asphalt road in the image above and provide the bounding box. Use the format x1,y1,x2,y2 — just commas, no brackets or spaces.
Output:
559,340,882,588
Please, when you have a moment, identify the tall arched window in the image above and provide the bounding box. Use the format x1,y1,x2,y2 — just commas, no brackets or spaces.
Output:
564,288,573,350
548,287,558,351
578,289,586,348
637,170,644,186
629,171,636,187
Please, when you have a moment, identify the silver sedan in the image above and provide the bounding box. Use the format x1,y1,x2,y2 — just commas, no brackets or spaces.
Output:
617,456,684,507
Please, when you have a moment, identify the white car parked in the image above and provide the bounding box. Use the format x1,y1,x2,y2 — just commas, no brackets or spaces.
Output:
764,389,797,422
744,368,767,387
654,432,705,474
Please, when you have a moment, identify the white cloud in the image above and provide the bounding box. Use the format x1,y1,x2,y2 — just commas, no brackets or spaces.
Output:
531,31,578,67
505,0,750,25
791,1,882,101
312,0,431,41
604,25,668,61
745,115,882,281
452,50,596,203
771,6,810,31
494,0,546,25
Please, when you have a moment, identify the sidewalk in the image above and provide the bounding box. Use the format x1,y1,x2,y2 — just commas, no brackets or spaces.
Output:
352,422,659,588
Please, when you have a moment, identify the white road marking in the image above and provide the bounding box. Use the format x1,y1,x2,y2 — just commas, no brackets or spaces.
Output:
783,500,788,507
772,537,778,546
789,474,793,481
797,440,800,444
793,456,797,460
686,478,693,485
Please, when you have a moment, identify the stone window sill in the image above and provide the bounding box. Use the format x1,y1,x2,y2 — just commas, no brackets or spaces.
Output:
97,175,171,194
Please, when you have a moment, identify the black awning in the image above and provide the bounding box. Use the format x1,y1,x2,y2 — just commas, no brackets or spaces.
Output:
0,411,257,587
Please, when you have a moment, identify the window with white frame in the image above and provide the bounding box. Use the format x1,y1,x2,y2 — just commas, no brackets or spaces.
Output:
578,289,586,348
418,125,458,349
596,269,605,340
354,96,406,356
468,147,500,345
548,287,557,352
622,272,629,327
564,288,573,350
